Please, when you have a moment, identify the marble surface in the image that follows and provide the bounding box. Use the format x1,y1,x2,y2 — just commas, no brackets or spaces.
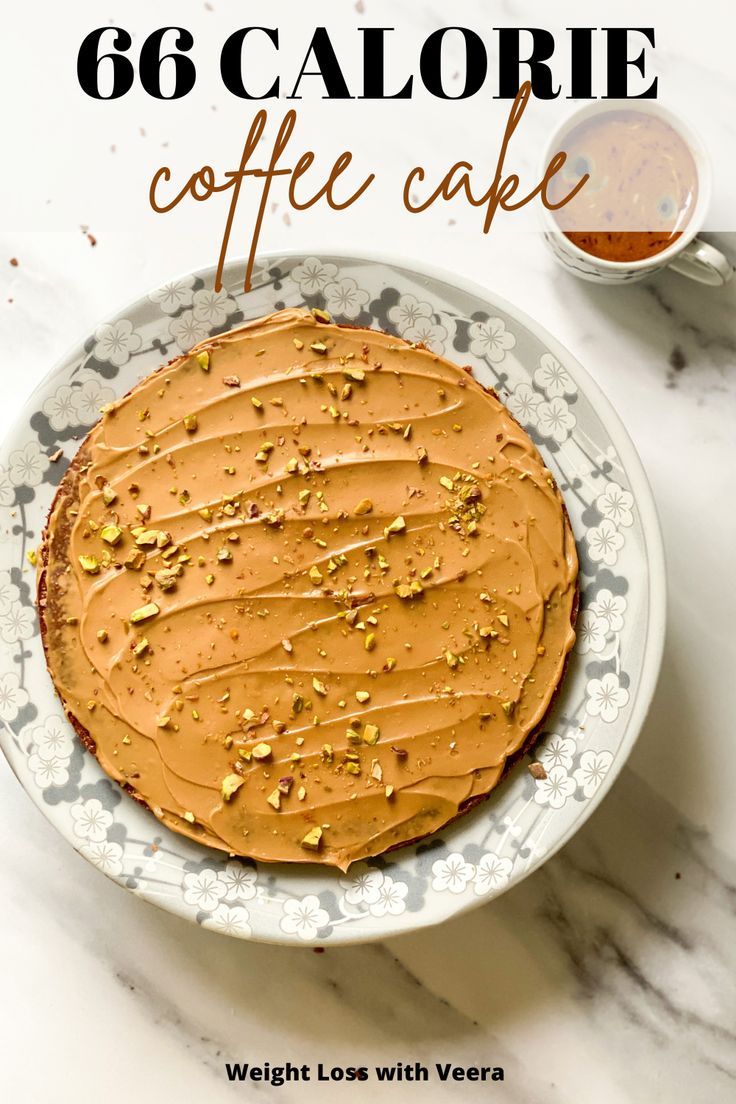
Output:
2,1,736,1090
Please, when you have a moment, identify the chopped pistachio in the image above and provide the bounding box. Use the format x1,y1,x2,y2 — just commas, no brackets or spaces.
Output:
251,742,272,761
308,565,324,586
133,528,159,547
345,762,361,776
354,498,373,515
221,774,244,801
394,580,423,600
355,690,371,704
100,524,122,546
101,483,117,506
217,547,233,563
78,555,100,574
497,614,510,627
439,475,455,491
266,789,281,811
26,549,37,567
300,825,323,850
501,701,515,716
310,341,328,355
183,810,196,823
96,628,108,643
155,567,180,591
365,633,376,652
385,515,406,537
196,350,210,372
312,677,328,697
183,414,198,433
311,307,331,323
124,549,146,571
133,638,150,656
363,723,380,745
129,602,160,624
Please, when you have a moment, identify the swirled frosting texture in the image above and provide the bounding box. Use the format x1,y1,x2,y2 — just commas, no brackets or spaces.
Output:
41,309,577,869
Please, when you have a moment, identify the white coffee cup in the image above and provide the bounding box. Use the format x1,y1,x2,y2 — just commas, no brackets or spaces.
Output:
540,101,733,286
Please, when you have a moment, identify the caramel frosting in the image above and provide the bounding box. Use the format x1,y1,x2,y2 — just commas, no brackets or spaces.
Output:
40,308,578,869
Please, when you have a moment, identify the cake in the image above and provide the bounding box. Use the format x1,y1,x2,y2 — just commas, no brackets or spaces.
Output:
39,308,578,869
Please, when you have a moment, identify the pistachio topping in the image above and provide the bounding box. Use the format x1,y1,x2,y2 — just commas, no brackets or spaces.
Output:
385,515,406,537
363,723,380,745
100,524,122,546
129,602,160,623
221,774,244,801
301,825,323,851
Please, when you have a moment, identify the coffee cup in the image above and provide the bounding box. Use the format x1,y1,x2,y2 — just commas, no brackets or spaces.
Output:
540,101,732,286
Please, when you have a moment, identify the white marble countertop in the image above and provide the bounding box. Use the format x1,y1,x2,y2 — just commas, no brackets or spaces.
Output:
1,224,734,1104
2,2,736,1097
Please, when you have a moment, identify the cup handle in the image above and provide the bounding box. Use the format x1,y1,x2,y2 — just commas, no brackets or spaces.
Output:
668,237,734,286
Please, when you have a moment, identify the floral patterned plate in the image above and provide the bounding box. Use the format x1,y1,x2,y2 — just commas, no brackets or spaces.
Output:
0,252,665,944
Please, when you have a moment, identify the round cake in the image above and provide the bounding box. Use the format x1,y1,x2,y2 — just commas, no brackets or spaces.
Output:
39,308,578,869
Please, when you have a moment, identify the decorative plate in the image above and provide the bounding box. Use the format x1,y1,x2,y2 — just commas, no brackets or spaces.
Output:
0,253,665,944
